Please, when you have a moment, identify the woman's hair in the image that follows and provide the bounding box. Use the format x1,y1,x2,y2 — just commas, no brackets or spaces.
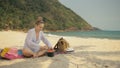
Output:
35,16,44,25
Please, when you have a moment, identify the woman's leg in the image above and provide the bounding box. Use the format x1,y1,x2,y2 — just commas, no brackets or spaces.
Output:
37,46,48,57
22,48,37,58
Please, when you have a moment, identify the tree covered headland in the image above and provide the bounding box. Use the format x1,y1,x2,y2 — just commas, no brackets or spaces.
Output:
0,0,93,31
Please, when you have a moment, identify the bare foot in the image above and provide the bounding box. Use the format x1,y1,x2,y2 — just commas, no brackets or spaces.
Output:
37,50,47,57
33,53,38,58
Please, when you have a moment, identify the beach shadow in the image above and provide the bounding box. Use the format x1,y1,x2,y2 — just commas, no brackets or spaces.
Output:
47,45,95,68
86,55,120,68
0,55,71,68
47,54,70,68
0,57,50,68
47,45,93,68
71,46,120,68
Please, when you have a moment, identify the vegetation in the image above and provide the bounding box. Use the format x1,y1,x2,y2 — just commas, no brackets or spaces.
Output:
0,0,93,31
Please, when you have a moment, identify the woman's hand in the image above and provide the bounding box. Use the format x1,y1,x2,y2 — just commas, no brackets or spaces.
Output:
48,47,52,49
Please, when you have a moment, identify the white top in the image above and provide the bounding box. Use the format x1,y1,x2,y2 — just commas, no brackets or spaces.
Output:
24,28,52,52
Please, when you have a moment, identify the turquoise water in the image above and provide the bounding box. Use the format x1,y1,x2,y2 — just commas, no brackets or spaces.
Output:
46,31,120,40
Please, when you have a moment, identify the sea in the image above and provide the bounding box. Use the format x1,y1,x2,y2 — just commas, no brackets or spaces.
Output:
46,30,120,40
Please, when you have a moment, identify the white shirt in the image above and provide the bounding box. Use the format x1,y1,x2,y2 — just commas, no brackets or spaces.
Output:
24,28,52,52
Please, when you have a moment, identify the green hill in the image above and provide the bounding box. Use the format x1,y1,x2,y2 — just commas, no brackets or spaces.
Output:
0,0,93,31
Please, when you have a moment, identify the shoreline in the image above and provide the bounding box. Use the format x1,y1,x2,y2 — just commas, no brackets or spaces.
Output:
47,33,120,40
45,31,120,40
2,30,120,40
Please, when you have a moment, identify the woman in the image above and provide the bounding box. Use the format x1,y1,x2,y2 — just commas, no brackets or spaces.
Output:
22,16,52,58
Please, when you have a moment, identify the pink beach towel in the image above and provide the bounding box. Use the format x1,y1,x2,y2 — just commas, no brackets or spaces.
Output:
7,48,18,57
5,53,22,60
1,48,23,60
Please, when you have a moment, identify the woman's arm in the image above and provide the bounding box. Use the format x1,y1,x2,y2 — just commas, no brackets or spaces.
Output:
41,31,52,48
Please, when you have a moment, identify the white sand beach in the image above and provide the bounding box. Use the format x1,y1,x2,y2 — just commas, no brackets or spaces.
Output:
0,31,120,68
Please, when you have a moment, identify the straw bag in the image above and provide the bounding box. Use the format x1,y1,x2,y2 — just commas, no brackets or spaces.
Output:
54,37,69,52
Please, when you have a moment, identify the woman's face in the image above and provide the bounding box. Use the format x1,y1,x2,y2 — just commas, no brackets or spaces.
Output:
35,23,44,32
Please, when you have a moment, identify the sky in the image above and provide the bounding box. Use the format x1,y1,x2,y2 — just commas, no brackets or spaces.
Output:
59,0,120,31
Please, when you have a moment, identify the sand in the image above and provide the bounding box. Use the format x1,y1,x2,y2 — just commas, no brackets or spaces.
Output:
0,31,120,68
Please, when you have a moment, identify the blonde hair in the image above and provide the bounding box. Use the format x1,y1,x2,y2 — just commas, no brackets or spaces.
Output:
35,16,44,25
